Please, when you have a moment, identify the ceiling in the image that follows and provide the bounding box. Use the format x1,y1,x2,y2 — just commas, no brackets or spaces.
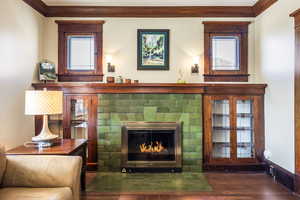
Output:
42,0,259,6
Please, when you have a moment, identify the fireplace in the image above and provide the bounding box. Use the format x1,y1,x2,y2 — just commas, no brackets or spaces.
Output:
121,122,182,172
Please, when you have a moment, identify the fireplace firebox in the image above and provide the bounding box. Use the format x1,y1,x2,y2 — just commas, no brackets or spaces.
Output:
121,122,182,172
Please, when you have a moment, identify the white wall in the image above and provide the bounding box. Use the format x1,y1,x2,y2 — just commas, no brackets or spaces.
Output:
0,0,44,150
43,17,256,83
254,0,300,173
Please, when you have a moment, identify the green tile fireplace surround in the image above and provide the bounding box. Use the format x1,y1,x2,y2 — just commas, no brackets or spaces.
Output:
97,94,202,172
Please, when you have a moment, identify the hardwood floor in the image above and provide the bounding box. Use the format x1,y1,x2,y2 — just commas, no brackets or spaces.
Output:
82,172,300,200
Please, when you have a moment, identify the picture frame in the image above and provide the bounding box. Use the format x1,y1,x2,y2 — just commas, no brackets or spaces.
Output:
137,29,170,70
39,61,57,81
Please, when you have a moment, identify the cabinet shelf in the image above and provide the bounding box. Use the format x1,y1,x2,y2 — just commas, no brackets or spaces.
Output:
213,113,253,118
213,126,253,131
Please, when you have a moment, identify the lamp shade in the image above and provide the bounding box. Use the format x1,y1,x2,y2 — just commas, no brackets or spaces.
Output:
25,90,63,115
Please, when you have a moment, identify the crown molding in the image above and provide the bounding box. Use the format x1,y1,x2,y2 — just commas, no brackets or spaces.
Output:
22,0,277,18
46,6,255,17
253,0,278,17
22,0,48,16
290,9,300,17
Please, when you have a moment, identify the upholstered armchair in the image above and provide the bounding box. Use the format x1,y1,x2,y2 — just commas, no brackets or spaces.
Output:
0,146,82,200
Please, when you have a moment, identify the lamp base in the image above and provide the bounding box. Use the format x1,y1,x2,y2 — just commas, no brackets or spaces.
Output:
32,114,59,142
32,134,58,142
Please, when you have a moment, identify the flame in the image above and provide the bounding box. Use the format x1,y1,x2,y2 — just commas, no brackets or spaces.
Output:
139,141,165,153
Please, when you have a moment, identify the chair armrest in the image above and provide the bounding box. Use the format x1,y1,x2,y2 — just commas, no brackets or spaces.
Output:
3,155,82,200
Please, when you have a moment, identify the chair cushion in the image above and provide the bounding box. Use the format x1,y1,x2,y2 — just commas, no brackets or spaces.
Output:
0,187,73,200
0,146,6,185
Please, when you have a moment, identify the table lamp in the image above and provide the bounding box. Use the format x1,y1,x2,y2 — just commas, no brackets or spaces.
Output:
25,89,63,142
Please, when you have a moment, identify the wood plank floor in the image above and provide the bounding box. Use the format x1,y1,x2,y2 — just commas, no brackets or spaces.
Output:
82,172,300,200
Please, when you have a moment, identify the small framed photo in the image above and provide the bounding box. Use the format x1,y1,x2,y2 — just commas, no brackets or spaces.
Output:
137,29,170,70
39,61,56,81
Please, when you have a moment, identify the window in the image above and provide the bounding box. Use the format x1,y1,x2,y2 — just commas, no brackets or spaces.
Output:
67,35,95,71
203,22,250,82
56,20,105,82
212,36,240,71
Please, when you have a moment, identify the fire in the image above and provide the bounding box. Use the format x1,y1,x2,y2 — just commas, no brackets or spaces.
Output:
139,141,165,153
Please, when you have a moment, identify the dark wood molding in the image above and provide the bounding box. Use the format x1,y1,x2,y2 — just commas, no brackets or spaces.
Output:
203,163,266,172
204,74,249,82
23,0,276,18
203,22,250,82
265,159,295,191
22,0,48,16
32,83,267,95
45,6,255,18
291,9,300,17
292,10,300,195
203,21,251,32
56,20,104,82
55,20,105,25
253,0,278,17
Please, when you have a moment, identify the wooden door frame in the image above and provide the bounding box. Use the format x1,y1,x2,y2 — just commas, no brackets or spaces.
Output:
291,9,300,193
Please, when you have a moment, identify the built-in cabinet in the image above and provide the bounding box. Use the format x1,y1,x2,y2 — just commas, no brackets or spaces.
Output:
35,94,98,170
204,95,264,169
33,83,266,171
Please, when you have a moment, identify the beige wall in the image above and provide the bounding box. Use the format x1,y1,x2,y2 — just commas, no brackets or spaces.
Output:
0,0,44,150
43,17,256,83
1,0,298,174
254,0,300,173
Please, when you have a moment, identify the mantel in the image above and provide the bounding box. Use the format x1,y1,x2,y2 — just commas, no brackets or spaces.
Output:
32,83,267,95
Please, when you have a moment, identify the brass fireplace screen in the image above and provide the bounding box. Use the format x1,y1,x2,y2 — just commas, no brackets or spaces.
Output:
121,122,182,171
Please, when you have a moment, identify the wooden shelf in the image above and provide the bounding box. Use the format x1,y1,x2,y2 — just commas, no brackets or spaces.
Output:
32,83,267,95
213,126,253,131
213,113,253,118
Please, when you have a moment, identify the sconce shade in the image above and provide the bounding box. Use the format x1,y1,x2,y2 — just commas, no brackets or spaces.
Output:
106,55,113,63
25,90,63,115
193,56,200,65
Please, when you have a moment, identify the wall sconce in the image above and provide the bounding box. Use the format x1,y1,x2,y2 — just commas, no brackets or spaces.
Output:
191,56,200,74
106,55,115,72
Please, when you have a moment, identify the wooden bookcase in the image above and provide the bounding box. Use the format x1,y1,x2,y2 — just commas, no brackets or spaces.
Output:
203,95,265,170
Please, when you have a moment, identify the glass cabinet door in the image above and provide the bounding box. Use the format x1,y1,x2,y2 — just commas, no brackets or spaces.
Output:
211,99,231,159
48,114,63,138
236,99,255,158
70,98,89,140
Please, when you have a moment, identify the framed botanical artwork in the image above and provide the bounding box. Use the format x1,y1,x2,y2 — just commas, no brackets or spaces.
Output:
137,29,170,70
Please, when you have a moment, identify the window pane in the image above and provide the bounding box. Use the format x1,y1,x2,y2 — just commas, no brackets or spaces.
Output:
212,100,230,158
68,35,95,70
236,100,255,158
212,36,240,71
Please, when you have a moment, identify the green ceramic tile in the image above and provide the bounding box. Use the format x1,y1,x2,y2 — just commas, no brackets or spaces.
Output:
97,94,203,172
144,107,157,121
87,173,211,192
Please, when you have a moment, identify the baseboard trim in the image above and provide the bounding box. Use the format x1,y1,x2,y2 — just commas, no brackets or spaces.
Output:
265,159,295,191
203,163,266,172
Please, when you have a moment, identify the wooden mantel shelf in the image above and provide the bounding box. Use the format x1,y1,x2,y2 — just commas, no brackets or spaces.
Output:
32,83,267,95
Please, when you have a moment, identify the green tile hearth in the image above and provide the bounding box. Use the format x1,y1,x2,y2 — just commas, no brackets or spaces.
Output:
86,173,212,193
98,94,202,172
